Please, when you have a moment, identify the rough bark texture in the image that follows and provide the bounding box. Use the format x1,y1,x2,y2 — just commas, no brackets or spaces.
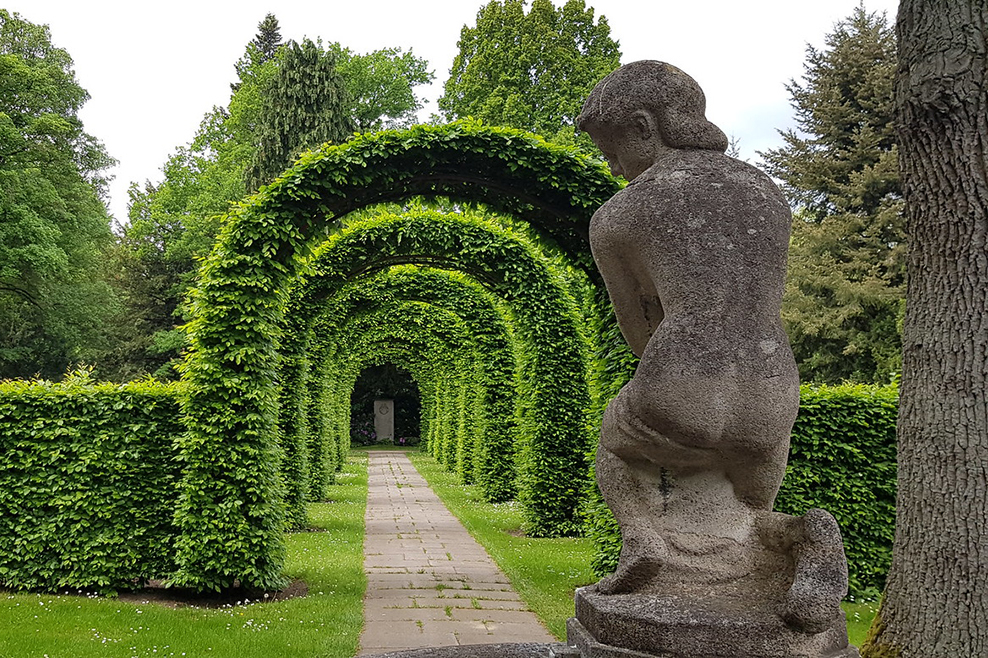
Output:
861,2,988,657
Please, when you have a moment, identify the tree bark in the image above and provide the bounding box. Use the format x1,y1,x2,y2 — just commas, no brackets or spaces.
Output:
861,2,988,656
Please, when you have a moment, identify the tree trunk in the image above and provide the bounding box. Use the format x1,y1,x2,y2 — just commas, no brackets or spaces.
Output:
861,2,988,656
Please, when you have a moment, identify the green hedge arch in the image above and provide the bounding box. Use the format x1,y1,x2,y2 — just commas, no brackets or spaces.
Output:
325,302,481,470
311,298,482,486
300,265,520,502
177,121,619,590
286,209,594,536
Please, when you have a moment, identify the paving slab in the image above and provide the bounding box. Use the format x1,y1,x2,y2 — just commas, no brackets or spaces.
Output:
358,450,557,655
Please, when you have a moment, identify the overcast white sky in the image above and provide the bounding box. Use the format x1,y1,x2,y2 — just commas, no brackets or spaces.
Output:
6,0,900,223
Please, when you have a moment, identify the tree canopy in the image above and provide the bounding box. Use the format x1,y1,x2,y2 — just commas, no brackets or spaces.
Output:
0,9,116,379
331,44,433,133
438,0,620,149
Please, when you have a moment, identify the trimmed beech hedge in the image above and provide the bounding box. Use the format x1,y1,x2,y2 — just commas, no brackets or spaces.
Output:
586,383,898,598
0,377,185,593
779,383,898,597
174,121,619,589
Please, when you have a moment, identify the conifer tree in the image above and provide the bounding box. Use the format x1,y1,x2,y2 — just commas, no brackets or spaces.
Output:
246,38,354,190
761,6,904,383
232,13,282,91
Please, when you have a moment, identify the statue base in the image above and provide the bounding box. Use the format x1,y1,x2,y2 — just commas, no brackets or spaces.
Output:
568,587,859,658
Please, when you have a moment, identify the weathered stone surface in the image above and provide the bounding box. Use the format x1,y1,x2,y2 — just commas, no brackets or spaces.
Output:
570,60,855,656
570,588,859,658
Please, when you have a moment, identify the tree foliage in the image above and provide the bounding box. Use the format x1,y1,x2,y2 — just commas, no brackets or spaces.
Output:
438,0,620,149
762,7,904,384
0,10,117,379
232,12,282,90
109,21,433,380
245,38,354,191
331,44,433,133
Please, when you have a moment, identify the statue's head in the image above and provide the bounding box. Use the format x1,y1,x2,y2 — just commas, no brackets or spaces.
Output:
577,61,728,180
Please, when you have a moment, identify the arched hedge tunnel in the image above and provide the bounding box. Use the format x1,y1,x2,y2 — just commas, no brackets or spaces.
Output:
174,122,628,591
283,209,597,536
303,266,518,500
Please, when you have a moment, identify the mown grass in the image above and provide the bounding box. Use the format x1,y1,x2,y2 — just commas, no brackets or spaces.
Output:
406,449,880,646
845,600,880,647
0,453,369,658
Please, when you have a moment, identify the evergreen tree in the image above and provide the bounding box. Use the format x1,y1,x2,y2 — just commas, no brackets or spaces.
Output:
232,13,282,91
246,38,354,190
761,6,904,384
438,0,620,149
0,10,117,379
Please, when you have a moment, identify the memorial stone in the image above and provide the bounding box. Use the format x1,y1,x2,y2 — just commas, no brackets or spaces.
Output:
375,398,395,443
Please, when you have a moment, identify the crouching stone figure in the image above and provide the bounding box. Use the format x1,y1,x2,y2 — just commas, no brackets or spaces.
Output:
567,61,858,658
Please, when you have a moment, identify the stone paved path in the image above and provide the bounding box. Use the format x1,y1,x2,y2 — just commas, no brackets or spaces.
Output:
358,450,556,655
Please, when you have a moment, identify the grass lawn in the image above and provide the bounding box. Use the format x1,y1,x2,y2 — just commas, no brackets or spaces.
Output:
406,449,880,647
845,600,880,647
0,453,369,658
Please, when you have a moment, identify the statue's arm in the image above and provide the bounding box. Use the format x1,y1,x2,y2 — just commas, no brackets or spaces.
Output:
603,262,663,358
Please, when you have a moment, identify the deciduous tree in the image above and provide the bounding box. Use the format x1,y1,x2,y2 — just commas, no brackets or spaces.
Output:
331,44,433,133
0,10,116,379
438,0,620,149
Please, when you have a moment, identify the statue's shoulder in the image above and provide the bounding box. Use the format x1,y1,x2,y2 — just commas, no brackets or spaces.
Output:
635,151,787,209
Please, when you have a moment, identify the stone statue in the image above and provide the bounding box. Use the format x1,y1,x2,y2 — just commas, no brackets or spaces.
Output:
568,61,858,658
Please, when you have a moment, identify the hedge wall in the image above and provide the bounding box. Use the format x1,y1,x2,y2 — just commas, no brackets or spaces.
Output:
586,383,898,598
0,377,185,593
779,383,898,597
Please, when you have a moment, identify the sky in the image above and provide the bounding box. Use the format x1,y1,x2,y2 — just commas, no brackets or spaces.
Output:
6,0,901,224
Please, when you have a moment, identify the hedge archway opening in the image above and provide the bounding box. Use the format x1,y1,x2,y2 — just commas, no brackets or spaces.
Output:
286,209,595,535
301,265,519,501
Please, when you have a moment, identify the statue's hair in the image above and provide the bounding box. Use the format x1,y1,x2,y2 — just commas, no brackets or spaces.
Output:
577,60,728,152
